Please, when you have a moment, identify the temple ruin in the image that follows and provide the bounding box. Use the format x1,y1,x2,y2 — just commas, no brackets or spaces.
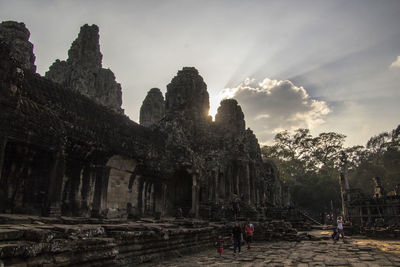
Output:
340,174,400,237
0,21,304,265
0,22,290,220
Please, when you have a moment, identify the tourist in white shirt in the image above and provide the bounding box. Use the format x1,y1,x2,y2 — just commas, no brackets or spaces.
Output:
336,216,345,242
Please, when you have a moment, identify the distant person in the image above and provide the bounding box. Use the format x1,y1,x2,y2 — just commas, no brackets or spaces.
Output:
244,220,255,250
215,235,225,257
232,199,240,220
232,221,244,256
335,216,345,242
326,214,331,225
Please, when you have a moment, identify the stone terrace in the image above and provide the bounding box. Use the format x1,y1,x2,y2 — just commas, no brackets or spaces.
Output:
0,214,229,266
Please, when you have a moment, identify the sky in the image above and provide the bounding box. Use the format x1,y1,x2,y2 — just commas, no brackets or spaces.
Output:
1,0,399,147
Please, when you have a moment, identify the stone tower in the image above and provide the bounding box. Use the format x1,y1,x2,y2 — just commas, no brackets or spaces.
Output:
46,24,123,113
139,88,165,127
215,99,245,137
0,21,36,72
165,67,210,124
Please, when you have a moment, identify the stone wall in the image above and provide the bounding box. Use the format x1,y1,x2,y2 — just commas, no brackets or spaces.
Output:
0,41,165,219
0,216,229,266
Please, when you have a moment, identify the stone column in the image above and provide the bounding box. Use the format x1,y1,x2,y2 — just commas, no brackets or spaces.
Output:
0,137,7,182
153,183,161,214
137,177,143,215
235,164,240,196
245,163,251,204
0,138,7,212
151,183,155,213
11,146,31,212
191,173,199,217
162,183,167,216
147,182,153,212
142,181,147,214
47,150,66,216
251,165,257,204
217,172,223,200
215,170,219,204
226,166,232,198
91,165,110,218
208,174,213,202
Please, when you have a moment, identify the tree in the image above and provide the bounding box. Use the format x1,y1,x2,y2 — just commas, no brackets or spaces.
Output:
262,129,345,214
349,125,400,195
263,124,400,214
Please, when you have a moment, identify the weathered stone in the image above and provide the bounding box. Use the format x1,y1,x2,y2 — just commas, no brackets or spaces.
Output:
45,24,123,113
140,88,165,127
215,99,245,137
0,22,312,266
0,21,36,72
165,67,210,123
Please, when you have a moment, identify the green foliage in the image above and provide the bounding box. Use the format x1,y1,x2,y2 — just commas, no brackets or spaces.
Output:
348,125,400,196
261,129,346,213
263,124,400,214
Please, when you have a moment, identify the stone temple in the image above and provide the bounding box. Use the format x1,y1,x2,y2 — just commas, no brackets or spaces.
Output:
0,22,288,219
0,22,300,266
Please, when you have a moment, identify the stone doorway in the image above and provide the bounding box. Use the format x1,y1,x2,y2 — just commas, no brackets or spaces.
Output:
167,169,192,217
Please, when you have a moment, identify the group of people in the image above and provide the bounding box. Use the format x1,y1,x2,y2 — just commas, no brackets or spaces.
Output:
215,220,254,257
215,198,256,257
216,198,346,257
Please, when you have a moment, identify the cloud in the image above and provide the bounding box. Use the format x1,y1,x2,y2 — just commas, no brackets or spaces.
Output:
390,55,400,69
221,78,330,144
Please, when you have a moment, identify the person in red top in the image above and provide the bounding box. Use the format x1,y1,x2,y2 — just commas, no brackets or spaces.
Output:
215,235,225,257
244,220,255,250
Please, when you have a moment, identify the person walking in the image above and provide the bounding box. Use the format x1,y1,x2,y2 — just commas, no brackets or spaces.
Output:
215,235,225,257
335,216,345,242
232,222,243,257
244,220,255,250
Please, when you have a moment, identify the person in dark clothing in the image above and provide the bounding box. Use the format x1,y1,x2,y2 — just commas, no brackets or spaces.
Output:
331,228,339,241
232,221,243,256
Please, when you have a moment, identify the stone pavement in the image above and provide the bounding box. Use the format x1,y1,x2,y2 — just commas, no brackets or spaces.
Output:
142,231,400,266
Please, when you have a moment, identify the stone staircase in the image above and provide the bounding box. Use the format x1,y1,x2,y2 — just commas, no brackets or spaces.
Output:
237,201,259,221
199,200,259,222
299,210,322,226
